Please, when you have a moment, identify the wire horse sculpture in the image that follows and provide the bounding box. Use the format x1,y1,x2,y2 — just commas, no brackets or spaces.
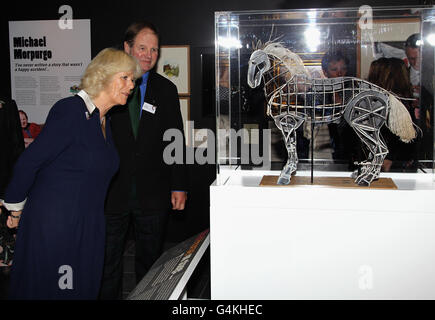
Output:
247,42,416,186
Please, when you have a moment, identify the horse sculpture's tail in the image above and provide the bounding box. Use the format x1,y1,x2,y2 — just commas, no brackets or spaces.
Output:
386,93,417,143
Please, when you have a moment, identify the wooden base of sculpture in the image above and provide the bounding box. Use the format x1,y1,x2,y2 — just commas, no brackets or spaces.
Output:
259,175,398,189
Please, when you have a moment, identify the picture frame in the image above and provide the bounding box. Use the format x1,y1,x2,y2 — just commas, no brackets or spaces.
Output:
157,45,190,95
179,96,190,145
357,18,421,79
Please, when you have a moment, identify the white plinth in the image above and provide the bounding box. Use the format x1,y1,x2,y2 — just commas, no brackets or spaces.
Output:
210,169,435,299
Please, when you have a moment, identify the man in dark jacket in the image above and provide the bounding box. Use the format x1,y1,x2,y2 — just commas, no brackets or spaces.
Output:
100,21,188,299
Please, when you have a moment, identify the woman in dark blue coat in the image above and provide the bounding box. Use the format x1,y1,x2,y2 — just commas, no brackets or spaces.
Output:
1,48,141,299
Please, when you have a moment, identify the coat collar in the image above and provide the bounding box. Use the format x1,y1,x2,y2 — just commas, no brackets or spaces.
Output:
77,90,97,115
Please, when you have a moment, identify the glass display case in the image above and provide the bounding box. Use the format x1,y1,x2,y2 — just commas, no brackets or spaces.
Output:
214,6,435,185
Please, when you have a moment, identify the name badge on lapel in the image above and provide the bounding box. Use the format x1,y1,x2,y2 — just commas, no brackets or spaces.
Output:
142,102,157,114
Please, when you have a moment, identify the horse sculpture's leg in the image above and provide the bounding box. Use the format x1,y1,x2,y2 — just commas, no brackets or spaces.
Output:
274,115,303,185
344,91,389,186
351,132,388,185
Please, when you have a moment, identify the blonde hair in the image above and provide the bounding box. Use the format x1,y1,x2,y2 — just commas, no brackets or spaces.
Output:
79,48,142,98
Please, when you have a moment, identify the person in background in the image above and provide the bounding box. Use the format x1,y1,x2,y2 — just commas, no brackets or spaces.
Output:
0,97,24,201
0,203,16,270
321,50,361,166
371,33,432,162
367,57,417,172
0,96,23,297
100,21,188,300
18,110,42,148
1,48,141,299
404,33,422,120
404,33,433,161
321,50,348,79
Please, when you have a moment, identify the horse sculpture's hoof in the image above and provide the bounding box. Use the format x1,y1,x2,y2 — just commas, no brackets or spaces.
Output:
277,175,291,185
350,170,359,179
355,173,374,186
356,179,370,187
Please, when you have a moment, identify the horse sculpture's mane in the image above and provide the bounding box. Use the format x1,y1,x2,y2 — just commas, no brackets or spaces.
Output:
261,42,311,78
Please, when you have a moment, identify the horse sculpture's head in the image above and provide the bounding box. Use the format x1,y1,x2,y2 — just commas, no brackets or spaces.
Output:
247,49,271,88
247,42,311,89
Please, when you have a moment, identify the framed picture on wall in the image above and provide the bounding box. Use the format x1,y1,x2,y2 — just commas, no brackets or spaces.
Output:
179,96,190,145
157,45,190,95
357,18,420,79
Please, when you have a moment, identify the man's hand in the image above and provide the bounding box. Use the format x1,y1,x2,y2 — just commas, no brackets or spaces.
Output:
171,191,187,211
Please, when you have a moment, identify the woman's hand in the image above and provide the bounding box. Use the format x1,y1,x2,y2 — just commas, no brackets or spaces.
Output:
7,211,22,228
